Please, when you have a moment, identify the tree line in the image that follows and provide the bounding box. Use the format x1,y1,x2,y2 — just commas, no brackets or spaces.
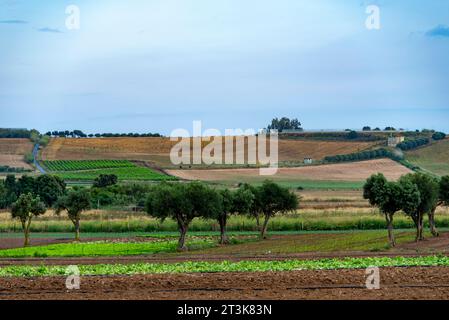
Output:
45,130,162,138
364,173,449,246
1,175,298,249
324,148,400,164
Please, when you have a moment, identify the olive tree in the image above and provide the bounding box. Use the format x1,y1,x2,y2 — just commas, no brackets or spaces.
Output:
257,181,298,239
55,189,91,241
11,193,46,247
215,188,254,244
240,183,263,228
363,174,403,246
399,173,439,241
440,176,449,206
146,182,221,251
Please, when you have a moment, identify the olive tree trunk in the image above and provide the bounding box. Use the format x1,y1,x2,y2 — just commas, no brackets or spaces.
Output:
177,222,188,251
428,207,439,237
22,218,32,247
218,214,229,245
413,214,424,242
385,213,395,247
74,218,81,242
260,214,270,239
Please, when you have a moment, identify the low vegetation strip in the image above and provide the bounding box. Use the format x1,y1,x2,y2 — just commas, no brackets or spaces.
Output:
1,256,449,277
2,214,448,233
43,160,135,171
53,167,175,181
0,240,217,258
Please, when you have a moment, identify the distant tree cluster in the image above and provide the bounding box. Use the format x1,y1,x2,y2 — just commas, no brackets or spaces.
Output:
397,138,430,151
0,166,31,173
324,148,400,163
364,173,449,246
0,174,66,209
0,128,32,138
267,117,302,133
93,174,118,188
45,130,162,138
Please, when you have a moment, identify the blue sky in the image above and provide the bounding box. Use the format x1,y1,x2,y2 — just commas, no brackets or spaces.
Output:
0,0,448,134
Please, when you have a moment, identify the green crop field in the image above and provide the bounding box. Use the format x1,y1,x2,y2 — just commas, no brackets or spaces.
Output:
43,160,135,171
53,167,176,181
0,239,218,258
42,159,177,181
1,256,449,277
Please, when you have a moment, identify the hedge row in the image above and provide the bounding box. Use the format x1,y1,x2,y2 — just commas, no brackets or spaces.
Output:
397,138,430,151
324,148,400,163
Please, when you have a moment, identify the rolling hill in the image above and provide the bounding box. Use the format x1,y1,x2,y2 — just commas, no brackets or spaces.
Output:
405,138,449,176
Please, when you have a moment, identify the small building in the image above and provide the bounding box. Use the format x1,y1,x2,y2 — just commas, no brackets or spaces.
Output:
387,136,405,147
304,157,313,165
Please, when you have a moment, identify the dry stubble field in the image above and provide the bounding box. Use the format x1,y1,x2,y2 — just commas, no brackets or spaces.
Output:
41,137,379,168
0,139,33,170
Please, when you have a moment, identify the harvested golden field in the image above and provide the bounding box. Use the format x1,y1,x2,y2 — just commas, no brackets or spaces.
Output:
167,159,412,183
42,137,378,168
0,139,33,169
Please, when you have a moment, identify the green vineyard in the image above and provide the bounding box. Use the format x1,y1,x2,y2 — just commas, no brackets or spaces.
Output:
43,160,135,171
42,160,176,182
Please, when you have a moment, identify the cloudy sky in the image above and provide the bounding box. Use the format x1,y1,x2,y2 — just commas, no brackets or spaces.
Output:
0,0,448,134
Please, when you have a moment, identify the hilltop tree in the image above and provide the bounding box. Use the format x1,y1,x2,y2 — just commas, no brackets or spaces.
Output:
399,173,439,241
363,174,404,246
11,193,46,247
267,117,302,133
55,189,91,241
214,188,254,244
257,181,299,239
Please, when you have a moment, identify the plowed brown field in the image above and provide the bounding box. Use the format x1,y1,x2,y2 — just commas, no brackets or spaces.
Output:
0,139,33,169
2,267,449,300
167,159,412,182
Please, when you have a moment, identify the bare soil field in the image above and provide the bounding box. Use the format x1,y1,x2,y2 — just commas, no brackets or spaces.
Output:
0,139,33,169
41,137,378,168
167,159,412,182
1,267,449,300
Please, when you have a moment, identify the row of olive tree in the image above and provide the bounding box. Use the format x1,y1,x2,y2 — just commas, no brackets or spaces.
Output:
364,173,449,246
9,187,91,246
145,181,299,251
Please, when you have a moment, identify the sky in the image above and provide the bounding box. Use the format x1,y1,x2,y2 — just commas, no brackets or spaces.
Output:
0,0,448,134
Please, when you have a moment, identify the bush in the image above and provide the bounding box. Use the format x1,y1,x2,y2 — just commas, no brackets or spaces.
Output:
432,132,446,141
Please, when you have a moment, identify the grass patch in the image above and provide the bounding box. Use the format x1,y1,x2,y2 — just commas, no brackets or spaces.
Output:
406,139,449,176
0,239,216,258
2,256,449,277
2,212,449,233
